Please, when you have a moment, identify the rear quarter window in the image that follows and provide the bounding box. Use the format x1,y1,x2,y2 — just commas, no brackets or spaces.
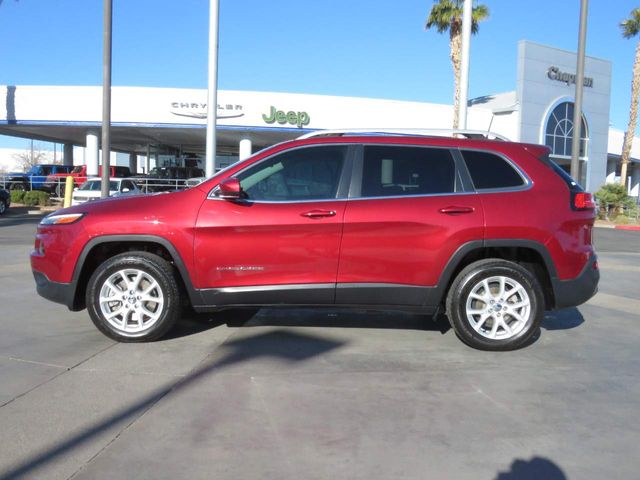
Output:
461,150,525,190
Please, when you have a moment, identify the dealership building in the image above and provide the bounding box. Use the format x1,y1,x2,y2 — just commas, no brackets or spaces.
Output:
0,41,638,198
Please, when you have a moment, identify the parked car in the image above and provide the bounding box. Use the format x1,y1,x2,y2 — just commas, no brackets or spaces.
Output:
3,164,74,192
71,178,141,206
45,165,132,197
31,132,599,350
131,166,205,192
0,189,10,215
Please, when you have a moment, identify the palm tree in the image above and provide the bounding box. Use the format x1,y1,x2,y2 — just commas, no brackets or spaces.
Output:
425,0,489,129
620,8,640,190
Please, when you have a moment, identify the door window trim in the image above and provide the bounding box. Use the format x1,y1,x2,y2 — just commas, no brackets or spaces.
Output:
348,144,472,200
207,144,356,204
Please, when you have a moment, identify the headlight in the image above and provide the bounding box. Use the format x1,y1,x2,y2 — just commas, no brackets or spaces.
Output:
40,213,85,225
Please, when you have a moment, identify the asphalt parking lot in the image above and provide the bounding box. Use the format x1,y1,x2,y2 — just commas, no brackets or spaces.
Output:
1,209,639,480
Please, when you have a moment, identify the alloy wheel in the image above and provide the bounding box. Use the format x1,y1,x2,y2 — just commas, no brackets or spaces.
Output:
464,275,531,340
98,268,165,336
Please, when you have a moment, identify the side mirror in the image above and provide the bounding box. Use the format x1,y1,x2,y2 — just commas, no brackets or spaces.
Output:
217,177,242,200
122,188,130,193
73,187,78,191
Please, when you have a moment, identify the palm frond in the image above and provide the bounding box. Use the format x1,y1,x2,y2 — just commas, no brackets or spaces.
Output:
426,0,489,35
621,8,640,39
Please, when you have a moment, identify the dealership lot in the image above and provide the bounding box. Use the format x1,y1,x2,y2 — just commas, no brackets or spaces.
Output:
0,211,639,480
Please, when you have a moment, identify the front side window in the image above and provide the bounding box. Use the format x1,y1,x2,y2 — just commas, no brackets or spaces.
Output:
360,146,455,198
236,146,346,201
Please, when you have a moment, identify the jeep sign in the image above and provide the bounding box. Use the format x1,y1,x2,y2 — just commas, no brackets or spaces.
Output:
262,106,310,128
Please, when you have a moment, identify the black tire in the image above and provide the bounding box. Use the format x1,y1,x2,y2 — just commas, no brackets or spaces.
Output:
446,259,543,351
55,183,65,198
86,252,181,342
10,182,25,192
0,199,7,215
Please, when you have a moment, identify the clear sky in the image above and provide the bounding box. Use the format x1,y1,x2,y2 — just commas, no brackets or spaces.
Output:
0,0,638,150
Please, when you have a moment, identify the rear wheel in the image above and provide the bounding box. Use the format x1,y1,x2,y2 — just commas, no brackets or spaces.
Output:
0,199,7,215
10,182,25,191
446,259,543,351
86,252,181,342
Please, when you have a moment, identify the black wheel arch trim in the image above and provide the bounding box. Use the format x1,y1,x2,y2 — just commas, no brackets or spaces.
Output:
427,239,559,308
71,234,203,308
69,236,569,312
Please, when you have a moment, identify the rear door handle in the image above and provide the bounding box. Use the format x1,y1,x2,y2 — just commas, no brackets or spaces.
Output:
438,206,475,215
301,210,336,218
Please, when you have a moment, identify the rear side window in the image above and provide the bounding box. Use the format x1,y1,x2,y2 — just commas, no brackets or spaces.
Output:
361,146,455,197
461,150,524,190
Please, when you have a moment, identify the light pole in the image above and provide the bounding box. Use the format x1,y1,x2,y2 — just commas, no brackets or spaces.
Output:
570,0,589,183
458,0,473,130
101,0,112,198
205,0,220,178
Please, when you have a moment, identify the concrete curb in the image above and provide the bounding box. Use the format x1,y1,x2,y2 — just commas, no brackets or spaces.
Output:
594,223,640,231
614,225,640,231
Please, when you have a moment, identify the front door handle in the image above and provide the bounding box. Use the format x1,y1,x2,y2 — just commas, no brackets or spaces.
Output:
438,206,475,215
301,210,336,218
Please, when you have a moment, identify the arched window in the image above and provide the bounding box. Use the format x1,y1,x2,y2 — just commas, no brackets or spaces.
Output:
545,102,588,158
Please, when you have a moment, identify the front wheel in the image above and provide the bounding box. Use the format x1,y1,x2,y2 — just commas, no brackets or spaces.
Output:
86,252,181,342
446,259,543,351
0,199,7,215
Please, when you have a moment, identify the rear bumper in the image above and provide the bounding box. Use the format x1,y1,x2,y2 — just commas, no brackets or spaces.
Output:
33,270,76,310
552,254,599,310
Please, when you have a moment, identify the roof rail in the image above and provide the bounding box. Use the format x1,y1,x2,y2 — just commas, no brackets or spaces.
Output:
297,128,511,142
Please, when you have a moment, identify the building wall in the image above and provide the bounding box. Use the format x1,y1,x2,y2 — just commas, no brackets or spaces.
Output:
516,41,612,191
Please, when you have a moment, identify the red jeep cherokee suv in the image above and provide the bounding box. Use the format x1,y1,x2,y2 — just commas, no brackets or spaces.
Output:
31,134,599,350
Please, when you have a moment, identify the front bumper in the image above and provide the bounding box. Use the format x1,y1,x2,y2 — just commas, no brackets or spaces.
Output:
33,270,76,310
552,254,599,310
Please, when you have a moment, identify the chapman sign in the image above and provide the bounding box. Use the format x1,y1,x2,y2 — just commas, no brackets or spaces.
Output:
547,66,594,88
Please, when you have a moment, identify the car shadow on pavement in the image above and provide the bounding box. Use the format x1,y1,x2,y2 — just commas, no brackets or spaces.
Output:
166,308,450,342
0,329,346,479
541,307,585,331
494,456,566,479
215,307,450,334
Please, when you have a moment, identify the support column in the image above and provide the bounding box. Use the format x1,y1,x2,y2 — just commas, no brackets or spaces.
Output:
128,152,137,174
63,144,74,166
630,163,640,198
86,130,99,177
144,145,150,174
239,138,252,161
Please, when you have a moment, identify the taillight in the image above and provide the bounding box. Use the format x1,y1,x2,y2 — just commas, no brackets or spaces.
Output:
573,192,595,210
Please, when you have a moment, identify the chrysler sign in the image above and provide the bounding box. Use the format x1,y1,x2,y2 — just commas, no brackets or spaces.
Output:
547,66,593,88
170,102,244,119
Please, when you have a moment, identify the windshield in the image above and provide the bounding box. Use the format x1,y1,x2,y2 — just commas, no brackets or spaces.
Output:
148,167,172,178
79,181,118,191
71,166,83,174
